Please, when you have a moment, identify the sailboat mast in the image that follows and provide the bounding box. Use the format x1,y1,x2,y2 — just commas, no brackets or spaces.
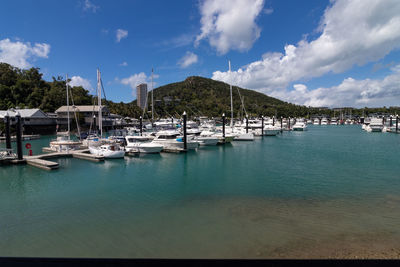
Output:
229,60,233,130
97,69,103,137
66,74,70,140
151,68,154,122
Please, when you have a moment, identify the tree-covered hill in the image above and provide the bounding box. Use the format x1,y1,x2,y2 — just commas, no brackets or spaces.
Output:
1,62,398,119
140,76,316,118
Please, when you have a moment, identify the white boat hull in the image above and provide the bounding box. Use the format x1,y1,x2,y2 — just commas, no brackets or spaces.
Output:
234,132,254,141
195,136,219,146
89,147,125,158
126,143,163,154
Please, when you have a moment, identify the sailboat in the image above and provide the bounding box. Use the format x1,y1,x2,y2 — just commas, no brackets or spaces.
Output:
88,69,125,159
225,61,254,141
49,74,82,152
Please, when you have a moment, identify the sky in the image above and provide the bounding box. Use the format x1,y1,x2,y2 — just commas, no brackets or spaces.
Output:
1,0,400,108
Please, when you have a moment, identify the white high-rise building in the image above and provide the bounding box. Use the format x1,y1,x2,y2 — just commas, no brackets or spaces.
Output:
136,83,148,110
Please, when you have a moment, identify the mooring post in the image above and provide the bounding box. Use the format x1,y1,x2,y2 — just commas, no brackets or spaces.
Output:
222,113,225,138
4,112,11,150
382,116,385,126
396,115,399,133
272,116,275,126
390,116,393,127
288,117,291,130
183,111,187,151
280,116,283,133
15,112,23,160
139,116,143,136
93,115,96,134
319,117,321,125
261,115,264,137
246,115,249,133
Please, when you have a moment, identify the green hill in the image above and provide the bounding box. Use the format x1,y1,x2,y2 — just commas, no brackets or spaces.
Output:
137,76,311,118
1,62,397,120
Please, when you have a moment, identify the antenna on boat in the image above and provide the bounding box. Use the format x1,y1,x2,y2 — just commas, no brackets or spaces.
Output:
229,60,233,131
66,74,70,140
151,67,154,123
97,68,103,138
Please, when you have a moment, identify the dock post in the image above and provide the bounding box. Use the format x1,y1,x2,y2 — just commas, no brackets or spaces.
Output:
272,116,275,126
261,115,264,137
288,117,291,130
382,116,385,126
246,115,249,133
390,116,393,127
222,113,225,138
93,115,96,134
15,112,23,160
319,117,321,125
183,111,187,151
396,115,398,133
139,116,143,136
4,112,11,150
280,116,283,133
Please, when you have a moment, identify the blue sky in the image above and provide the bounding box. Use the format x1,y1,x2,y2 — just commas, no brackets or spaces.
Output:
1,0,400,108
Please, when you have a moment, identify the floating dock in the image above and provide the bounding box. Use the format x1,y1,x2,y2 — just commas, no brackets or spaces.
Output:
26,158,59,170
72,151,104,162
21,149,105,170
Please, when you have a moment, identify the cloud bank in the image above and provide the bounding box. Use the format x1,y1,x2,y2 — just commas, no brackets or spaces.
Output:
178,52,198,68
195,0,264,54
68,76,93,91
212,0,400,107
0,38,50,69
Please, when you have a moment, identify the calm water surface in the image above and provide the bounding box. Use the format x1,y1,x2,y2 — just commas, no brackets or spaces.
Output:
1,125,400,258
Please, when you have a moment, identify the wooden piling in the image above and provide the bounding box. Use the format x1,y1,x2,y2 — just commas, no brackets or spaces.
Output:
183,111,187,151
15,112,23,160
222,113,225,138
4,112,11,150
139,116,143,136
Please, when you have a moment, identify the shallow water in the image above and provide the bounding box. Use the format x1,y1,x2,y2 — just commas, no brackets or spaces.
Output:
1,125,400,258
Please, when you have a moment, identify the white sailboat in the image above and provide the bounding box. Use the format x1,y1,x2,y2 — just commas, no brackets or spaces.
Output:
89,69,125,158
225,61,254,141
49,74,82,152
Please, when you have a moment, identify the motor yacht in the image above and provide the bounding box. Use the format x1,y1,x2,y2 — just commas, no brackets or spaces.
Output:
89,143,125,158
124,136,163,154
152,130,199,150
292,121,308,131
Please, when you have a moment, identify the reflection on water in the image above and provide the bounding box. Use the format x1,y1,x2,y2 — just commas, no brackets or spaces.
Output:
1,126,400,258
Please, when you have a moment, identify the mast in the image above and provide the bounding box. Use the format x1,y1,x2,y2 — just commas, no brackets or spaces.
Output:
97,68,103,137
229,60,233,130
66,74,70,140
151,68,154,122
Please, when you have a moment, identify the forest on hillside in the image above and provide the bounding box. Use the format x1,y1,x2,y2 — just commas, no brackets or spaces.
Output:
1,62,399,120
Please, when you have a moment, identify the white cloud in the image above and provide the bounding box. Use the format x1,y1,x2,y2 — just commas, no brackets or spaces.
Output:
68,76,93,91
116,29,128,43
178,52,198,68
120,72,159,96
0,38,50,69
263,8,273,15
212,0,400,106
269,65,400,108
195,0,264,54
119,61,128,67
120,73,148,97
83,0,99,13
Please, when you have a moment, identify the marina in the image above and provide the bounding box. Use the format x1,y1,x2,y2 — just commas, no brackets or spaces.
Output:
1,124,400,258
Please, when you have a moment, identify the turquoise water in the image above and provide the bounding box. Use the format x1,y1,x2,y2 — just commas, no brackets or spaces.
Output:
1,125,400,258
